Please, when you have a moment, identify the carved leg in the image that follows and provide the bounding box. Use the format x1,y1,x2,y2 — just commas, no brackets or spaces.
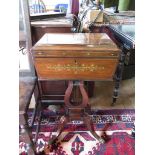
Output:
112,47,126,106
112,75,121,106
83,114,105,143
48,115,69,145
43,116,69,154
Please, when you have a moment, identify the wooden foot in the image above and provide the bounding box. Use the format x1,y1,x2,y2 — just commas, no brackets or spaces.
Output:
111,97,117,106
83,114,105,143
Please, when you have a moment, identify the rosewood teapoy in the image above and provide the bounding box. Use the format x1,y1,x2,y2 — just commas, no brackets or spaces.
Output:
31,33,120,150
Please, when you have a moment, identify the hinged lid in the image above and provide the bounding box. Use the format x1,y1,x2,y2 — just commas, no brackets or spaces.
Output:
32,33,120,52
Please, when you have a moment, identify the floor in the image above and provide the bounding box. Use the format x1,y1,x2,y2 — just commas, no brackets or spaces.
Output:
30,77,135,110
90,77,135,109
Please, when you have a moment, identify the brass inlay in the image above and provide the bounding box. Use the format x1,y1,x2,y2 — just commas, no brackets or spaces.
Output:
37,52,43,55
47,63,105,74
62,52,66,56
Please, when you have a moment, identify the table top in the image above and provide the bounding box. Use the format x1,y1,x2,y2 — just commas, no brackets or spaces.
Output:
31,15,73,27
103,11,135,25
81,11,135,31
109,24,135,48
32,33,119,52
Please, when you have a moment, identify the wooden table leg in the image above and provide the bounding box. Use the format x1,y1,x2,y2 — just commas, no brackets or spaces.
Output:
48,115,69,145
57,81,106,143
83,114,105,143
112,47,126,106
44,116,69,153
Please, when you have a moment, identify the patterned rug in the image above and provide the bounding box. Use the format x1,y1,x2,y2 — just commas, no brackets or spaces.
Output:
19,109,135,155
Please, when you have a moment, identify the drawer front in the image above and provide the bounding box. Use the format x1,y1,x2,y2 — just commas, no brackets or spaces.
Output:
34,58,118,80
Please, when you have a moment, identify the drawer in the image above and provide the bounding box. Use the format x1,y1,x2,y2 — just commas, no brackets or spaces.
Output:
34,58,118,80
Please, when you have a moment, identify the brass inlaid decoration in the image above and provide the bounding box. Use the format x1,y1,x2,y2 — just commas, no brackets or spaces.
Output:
46,63,105,74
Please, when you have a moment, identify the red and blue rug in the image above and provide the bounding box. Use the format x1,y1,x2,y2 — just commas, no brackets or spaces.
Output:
19,109,135,155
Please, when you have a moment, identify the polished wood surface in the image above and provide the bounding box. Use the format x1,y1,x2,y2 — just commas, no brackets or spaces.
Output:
31,27,72,46
32,33,120,81
31,18,73,27
31,16,73,45
33,33,119,50
34,58,118,80
34,50,118,58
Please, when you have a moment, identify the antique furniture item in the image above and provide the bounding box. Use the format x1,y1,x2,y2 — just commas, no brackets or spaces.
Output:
31,15,74,45
104,24,135,79
105,24,135,79
31,33,120,148
82,11,135,33
19,76,37,154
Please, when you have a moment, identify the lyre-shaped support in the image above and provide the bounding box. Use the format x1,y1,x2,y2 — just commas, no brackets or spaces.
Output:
45,80,106,153
64,81,89,107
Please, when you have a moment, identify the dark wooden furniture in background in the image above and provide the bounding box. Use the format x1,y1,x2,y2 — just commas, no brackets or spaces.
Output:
19,76,37,155
31,15,74,45
31,33,120,150
82,11,135,80
106,24,135,79
31,15,94,104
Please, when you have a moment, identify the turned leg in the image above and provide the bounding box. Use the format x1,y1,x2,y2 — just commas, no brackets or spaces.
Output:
83,114,105,143
112,74,121,106
112,47,126,106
